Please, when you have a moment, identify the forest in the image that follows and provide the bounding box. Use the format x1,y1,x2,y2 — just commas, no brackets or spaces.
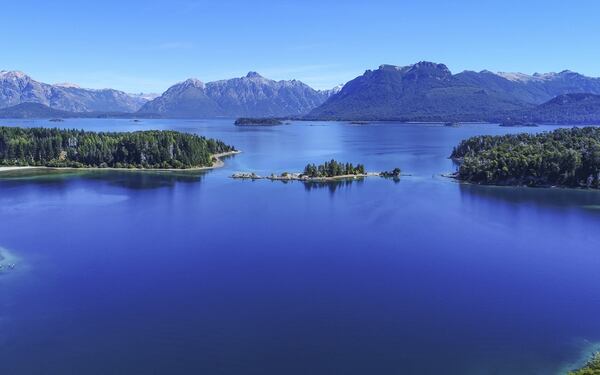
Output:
0,126,234,169
569,352,600,375
451,127,600,188
303,159,366,178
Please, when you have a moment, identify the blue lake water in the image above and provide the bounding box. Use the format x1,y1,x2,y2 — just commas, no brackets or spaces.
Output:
1,119,600,374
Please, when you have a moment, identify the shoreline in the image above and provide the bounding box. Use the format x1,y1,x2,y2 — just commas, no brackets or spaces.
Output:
231,171,401,182
442,172,600,192
0,150,241,174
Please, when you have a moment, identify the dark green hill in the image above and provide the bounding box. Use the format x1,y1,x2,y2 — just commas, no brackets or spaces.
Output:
0,102,75,118
495,94,600,124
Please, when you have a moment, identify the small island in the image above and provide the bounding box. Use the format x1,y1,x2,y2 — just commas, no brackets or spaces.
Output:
234,117,283,126
232,159,401,182
0,126,236,170
569,352,600,374
499,120,538,127
450,127,600,188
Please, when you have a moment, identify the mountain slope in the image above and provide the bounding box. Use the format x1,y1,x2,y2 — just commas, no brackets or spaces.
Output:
308,62,600,121
456,70,600,105
138,72,329,118
0,70,148,112
308,62,529,120
137,79,222,118
0,102,75,118
502,93,600,124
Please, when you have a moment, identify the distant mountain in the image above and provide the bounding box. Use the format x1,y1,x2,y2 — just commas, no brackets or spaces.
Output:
308,62,600,121
500,93,600,124
137,79,222,118
0,70,149,112
308,62,528,120
318,84,344,98
138,72,329,118
0,102,161,119
456,69,600,104
0,102,75,118
128,92,161,102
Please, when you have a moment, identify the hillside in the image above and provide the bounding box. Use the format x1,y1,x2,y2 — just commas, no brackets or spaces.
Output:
307,62,530,121
494,94,600,125
0,102,75,118
308,62,600,121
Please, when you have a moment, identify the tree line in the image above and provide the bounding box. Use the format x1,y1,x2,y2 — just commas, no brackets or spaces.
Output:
303,159,366,178
0,126,234,169
451,127,600,188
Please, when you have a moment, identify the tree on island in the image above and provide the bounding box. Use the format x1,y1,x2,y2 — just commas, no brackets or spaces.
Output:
303,159,365,178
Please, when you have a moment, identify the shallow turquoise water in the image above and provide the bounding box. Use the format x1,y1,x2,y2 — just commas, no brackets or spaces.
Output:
1,119,600,374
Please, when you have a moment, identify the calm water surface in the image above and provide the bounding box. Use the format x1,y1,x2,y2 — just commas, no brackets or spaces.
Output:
1,119,600,375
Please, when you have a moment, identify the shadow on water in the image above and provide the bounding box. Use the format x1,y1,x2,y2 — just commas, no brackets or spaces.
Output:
302,178,366,194
85,170,207,190
459,182,600,212
0,168,208,190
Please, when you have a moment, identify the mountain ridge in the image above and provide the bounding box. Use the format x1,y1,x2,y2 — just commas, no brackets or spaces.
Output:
138,72,336,118
0,70,149,112
307,61,600,121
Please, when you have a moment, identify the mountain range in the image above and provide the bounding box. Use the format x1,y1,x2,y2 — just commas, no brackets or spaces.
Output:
138,72,335,118
0,70,149,113
2,62,600,122
308,62,600,121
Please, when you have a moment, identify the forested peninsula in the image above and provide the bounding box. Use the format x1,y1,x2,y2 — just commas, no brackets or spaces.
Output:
569,352,600,375
451,127,600,188
0,126,235,169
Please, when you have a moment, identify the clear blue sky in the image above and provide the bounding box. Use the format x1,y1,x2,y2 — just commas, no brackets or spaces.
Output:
3,0,599,93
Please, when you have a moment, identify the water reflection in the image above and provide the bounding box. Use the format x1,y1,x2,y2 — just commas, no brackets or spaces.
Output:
459,182,600,212
302,178,365,193
86,170,207,189
0,168,207,190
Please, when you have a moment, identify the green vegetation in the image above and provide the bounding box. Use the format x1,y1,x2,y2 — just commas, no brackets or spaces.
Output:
451,127,600,188
234,117,283,126
569,352,600,375
303,159,366,178
0,126,234,169
381,168,401,177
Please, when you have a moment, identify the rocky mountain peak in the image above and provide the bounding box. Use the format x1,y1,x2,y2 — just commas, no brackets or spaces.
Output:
404,61,452,81
0,70,29,81
245,71,263,79
180,78,204,88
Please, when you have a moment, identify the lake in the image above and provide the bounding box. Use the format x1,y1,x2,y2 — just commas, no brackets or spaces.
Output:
1,119,600,375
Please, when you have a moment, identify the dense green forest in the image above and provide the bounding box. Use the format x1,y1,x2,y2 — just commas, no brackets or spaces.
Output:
0,126,234,169
451,127,600,188
569,353,600,375
234,117,283,125
303,159,366,178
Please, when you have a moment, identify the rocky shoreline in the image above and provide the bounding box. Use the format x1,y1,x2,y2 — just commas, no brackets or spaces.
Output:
231,170,400,182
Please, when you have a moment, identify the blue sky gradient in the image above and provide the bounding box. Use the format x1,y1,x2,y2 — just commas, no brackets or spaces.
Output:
3,0,599,93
